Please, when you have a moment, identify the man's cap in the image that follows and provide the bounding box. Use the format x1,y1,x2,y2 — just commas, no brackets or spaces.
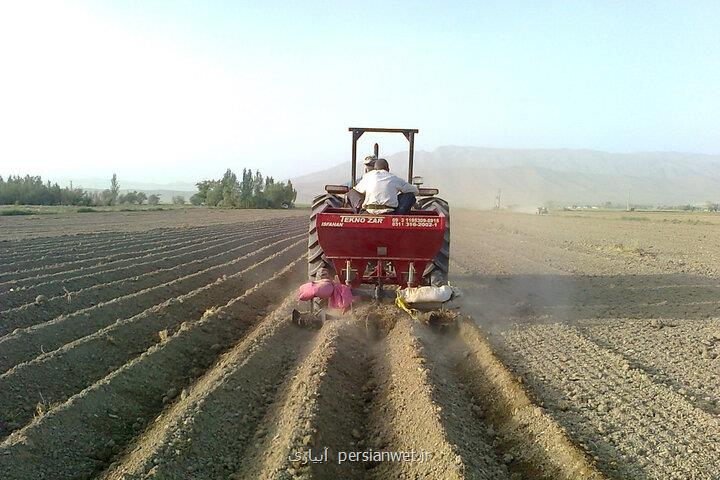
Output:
363,155,377,166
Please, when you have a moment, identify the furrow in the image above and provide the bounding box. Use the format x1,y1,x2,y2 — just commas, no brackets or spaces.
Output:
0,257,304,480
0,229,218,283
0,233,302,371
0,221,301,308
0,217,302,289
101,298,319,480
234,318,368,480
97,308,602,480
501,323,720,479
0,217,303,275
0,239,305,438
0,225,179,257
0,223,227,274
0,230,158,262
580,319,720,415
0,228,234,280
365,315,506,480
0,226,301,332
0,220,252,264
443,319,604,479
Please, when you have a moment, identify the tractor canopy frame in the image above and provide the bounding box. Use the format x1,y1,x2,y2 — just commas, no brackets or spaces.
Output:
349,127,419,186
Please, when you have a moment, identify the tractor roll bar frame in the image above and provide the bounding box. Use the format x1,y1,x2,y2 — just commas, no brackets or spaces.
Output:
349,127,419,186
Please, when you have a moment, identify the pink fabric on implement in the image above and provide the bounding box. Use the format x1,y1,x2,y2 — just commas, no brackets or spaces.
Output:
329,283,353,311
314,280,335,299
297,280,334,301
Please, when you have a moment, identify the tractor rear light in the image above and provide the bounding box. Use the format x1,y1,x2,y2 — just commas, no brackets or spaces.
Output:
418,188,438,196
325,185,350,194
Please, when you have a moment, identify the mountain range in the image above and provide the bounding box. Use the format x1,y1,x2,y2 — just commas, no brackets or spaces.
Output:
291,147,720,208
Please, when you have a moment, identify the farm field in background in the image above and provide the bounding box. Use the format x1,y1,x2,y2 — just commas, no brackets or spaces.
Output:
0,207,306,241
453,210,720,479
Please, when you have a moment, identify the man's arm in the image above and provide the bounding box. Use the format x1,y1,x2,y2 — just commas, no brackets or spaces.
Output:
354,177,367,194
397,178,419,194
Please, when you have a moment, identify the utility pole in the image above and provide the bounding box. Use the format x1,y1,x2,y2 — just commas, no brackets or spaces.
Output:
626,188,630,211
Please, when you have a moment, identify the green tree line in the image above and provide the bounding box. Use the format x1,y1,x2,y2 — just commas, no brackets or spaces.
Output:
190,168,296,209
0,174,161,206
0,175,92,206
1,169,296,209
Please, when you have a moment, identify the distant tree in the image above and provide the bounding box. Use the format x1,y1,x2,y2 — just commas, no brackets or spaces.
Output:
172,195,186,205
148,194,160,206
261,177,297,208
219,169,240,207
120,191,147,204
239,168,253,207
109,174,119,206
100,189,114,206
193,180,219,206
264,182,283,208
285,180,297,205
205,186,222,206
119,191,141,204
251,170,265,207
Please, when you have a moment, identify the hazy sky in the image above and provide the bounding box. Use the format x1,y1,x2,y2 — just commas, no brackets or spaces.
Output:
1,0,718,185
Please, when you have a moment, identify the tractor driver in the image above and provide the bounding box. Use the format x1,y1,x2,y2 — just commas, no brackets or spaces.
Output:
352,158,418,214
362,154,377,174
347,155,376,212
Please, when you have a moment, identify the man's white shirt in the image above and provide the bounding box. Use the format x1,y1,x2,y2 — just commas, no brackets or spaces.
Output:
354,170,419,214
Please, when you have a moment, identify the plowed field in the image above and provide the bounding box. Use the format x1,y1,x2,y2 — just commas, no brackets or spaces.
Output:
453,210,720,480
1,209,718,479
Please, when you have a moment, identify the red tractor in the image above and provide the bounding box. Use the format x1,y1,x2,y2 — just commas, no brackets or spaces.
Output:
307,127,450,303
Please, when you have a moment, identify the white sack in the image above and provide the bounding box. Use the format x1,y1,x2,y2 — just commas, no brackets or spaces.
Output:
399,285,458,304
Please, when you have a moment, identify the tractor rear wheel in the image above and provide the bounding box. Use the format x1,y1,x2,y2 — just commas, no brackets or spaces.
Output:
307,193,343,281
416,197,450,286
